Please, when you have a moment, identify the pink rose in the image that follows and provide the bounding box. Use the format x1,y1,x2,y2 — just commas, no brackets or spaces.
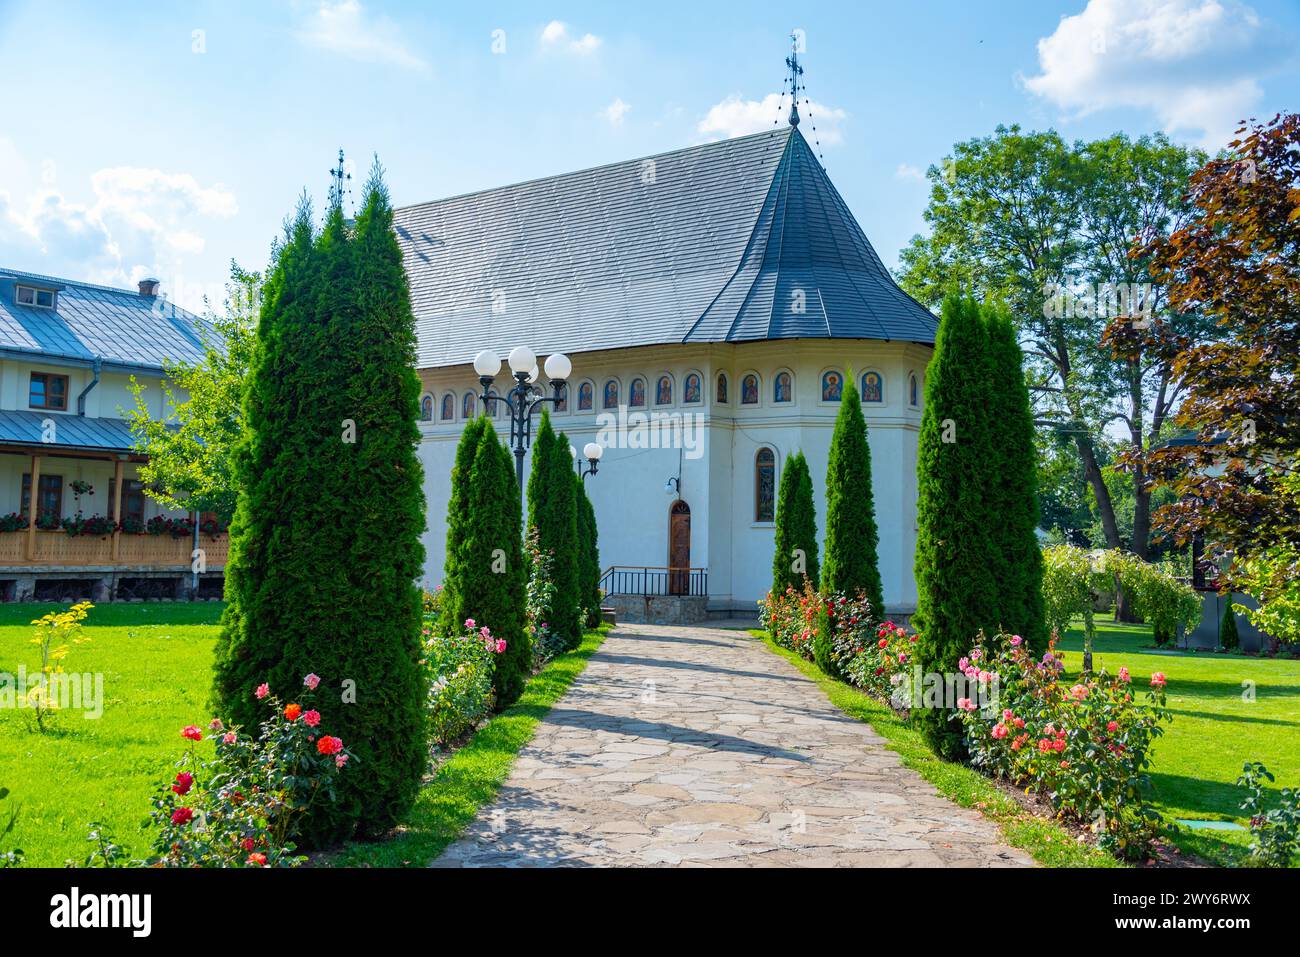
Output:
992,723,1008,739
180,725,203,741
209,718,223,731
464,618,476,629
1009,635,1023,646
1150,672,1167,688
302,710,321,728
495,639,507,654
223,731,237,744
1106,721,1119,733
255,683,270,700
304,673,321,690
1118,667,1131,683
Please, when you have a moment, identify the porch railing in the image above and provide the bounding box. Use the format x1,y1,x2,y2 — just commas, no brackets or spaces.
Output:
599,565,708,598
0,530,229,568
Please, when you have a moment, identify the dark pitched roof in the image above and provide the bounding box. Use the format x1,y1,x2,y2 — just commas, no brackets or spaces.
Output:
395,127,937,368
0,269,212,373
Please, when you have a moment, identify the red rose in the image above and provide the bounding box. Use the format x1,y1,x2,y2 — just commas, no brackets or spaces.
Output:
316,735,343,756
241,837,255,851
171,772,194,796
302,709,321,728
878,638,888,648
247,852,268,866
180,725,203,741
171,807,194,826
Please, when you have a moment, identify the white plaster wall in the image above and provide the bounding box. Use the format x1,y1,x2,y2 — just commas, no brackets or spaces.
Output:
417,339,931,613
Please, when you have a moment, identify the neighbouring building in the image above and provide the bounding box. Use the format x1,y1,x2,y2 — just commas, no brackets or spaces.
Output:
396,123,938,620
0,270,227,601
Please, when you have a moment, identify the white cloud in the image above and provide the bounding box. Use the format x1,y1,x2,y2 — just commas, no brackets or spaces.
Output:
0,141,237,293
297,0,428,71
894,163,925,183
539,20,601,55
697,93,848,145
1022,0,1291,149
602,98,631,127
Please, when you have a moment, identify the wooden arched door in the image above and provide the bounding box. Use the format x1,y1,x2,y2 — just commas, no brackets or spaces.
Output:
668,500,691,595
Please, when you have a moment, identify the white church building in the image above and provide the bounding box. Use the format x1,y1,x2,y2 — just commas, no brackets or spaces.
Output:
394,123,938,619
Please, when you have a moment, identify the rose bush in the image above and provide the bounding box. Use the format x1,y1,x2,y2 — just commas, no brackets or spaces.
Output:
146,674,355,867
951,630,1172,858
423,616,503,747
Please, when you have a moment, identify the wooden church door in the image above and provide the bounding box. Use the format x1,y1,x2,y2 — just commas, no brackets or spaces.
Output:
668,500,691,595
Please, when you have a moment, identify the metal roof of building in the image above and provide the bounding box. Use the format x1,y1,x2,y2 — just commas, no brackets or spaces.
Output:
0,269,212,373
395,127,937,369
0,408,142,453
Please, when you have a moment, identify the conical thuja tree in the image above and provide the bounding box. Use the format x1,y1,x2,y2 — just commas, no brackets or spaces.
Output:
527,412,582,649
574,472,602,628
984,306,1046,650
772,451,819,596
913,295,1000,758
458,421,529,708
442,415,488,631
214,164,429,843
822,374,884,616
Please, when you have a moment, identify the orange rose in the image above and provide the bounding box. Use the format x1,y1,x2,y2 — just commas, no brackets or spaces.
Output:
284,703,302,721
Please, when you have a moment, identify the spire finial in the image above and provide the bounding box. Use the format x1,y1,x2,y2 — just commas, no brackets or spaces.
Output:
328,148,352,210
785,33,804,128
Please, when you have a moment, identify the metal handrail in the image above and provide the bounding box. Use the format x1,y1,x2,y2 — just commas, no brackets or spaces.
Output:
599,565,708,597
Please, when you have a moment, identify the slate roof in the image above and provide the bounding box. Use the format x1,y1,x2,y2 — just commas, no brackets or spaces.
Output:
0,269,212,373
395,127,937,369
0,408,141,453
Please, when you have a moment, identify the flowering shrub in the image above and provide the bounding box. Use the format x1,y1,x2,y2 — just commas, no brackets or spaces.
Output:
1238,761,1300,867
145,515,195,538
841,619,917,705
424,617,503,747
146,674,354,867
25,601,93,733
526,528,565,667
0,512,26,533
951,630,1172,858
60,514,116,538
762,583,888,682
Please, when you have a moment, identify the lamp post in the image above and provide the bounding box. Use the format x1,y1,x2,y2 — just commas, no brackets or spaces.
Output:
474,346,571,503
570,442,604,481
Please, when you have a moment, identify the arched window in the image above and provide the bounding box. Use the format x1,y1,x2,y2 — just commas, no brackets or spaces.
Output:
629,377,647,408
683,373,702,404
603,379,619,409
440,393,455,421
741,373,759,405
419,395,433,421
715,372,728,404
909,372,920,407
578,381,594,411
655,375,673,406
861,371,883,404
773,371,792,403
462,392,476,419
821,370,843,402
754,448,776,522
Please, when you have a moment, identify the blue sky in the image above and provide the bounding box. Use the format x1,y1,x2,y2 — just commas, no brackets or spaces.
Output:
1,0,1296,313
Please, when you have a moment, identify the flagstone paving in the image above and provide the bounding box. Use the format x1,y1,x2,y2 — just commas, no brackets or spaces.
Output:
431,622,1035,868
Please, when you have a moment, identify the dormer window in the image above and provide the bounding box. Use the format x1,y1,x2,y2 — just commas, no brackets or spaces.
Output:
16,284,57,309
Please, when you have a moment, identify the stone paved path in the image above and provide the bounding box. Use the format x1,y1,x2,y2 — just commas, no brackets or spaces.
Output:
432,622,1034,867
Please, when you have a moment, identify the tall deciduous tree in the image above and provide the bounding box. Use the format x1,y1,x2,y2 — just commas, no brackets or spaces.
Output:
985,307,1047,648
771,451,819,596
913,296,999,757
214,162,428,844
527,412,581,649
822,375,883,616
127,264,258,520
898,127,1207,579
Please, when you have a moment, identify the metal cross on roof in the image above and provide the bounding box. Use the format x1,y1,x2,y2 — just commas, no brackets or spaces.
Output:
785,34,804,128
328,148,352,210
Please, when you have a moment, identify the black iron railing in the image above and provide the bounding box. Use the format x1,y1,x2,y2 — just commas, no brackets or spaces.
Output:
599,565,708,597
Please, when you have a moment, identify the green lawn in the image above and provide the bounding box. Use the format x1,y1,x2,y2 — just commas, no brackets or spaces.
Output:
1057,615,1299,867
0,601,224,867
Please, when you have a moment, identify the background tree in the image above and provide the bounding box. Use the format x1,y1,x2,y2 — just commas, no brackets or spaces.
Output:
898,127,1207,588
214,163,428,843
460,422,529,707
527,412,581,649
913,296,999,756
821,375,884,616
574,472,603,629
985,307,1046,648
1141,114,1300,591
127,263,258,520
771,451,819,596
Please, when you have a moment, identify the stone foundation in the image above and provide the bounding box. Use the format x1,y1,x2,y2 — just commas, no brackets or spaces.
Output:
607,593,709,625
